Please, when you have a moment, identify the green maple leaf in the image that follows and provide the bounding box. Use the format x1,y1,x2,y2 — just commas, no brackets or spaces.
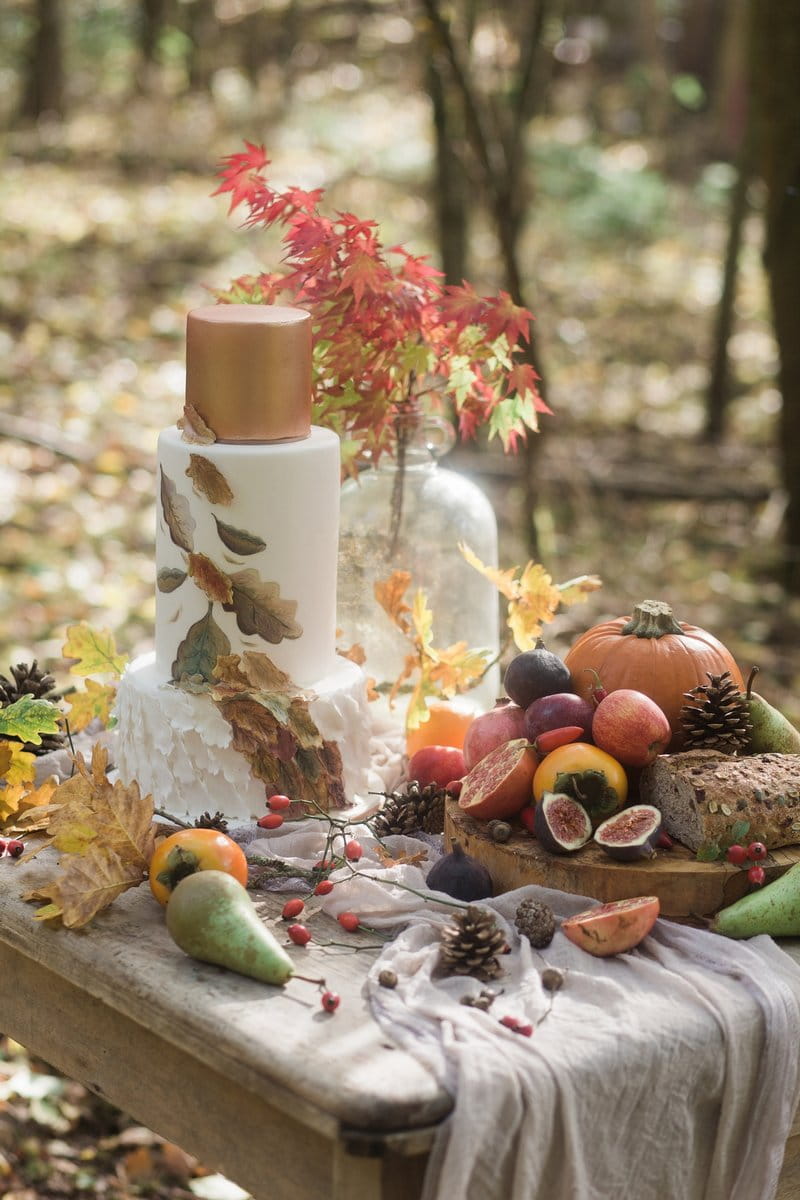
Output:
0,696,62,746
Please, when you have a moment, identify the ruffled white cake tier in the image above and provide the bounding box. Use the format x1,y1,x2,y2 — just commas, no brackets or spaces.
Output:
114,651,372,822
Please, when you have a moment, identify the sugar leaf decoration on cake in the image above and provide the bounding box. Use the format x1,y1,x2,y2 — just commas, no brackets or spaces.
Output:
187,553,234,605
208,652,345,810
157,567,188,593
172,605,232,682
177,403,216,445
212,514,267,556
160,468,196,553
222,569,302,643
185,454,234,505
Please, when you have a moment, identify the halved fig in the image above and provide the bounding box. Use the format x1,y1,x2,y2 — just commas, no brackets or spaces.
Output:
458,737,539,821
593,804,662,861
561,895,660,957
533,791,592,854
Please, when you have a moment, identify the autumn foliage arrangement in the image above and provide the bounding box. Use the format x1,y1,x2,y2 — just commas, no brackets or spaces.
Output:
213,142,550,473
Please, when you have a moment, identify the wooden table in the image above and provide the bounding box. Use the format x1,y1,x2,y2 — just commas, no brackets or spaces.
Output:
2,852,800,1200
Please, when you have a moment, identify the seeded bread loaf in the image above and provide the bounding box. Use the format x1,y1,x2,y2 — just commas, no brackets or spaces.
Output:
638,750,800,852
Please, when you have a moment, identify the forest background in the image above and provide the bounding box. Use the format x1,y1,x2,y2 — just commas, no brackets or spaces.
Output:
1,2,800,1197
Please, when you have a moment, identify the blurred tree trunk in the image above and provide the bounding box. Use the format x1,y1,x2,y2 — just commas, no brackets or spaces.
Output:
140,0,169,64
420,0,560,556
427,56,469,287
20,0,65,121
184,0,218,91
750,0,800,592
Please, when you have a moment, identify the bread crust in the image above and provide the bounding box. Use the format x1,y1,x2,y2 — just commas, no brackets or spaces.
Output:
638,750,800,851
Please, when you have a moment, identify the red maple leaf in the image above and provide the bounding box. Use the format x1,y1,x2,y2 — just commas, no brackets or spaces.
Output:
212,141,269,213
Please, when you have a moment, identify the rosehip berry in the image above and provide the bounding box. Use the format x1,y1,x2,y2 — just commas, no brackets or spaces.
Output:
287,923,311,946
499,1015,520,1030
344,840,363,862
4,839,23,859
726,844,748,866
519,807,536,835
321,990,340,1013
267,793,292,812
314,879,334,896
747,864,766,887
747,841,767,862
516,1023,534,1038
337,911,360,932
257,812,284,830
445,779,463,798
282,898,305,920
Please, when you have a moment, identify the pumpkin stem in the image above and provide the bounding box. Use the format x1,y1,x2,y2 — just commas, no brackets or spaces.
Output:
620,600,685,639
745,665,760,701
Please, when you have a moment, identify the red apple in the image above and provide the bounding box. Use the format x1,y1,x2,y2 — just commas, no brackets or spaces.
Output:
591,690,670,768
407,745,466,789
462,700,527,771
524,692,595,742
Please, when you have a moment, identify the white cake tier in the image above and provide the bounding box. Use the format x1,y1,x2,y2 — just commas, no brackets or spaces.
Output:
114,652,372,821
156,425,341,688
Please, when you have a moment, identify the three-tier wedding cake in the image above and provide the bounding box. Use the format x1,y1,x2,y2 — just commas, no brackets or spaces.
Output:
115,304,372,821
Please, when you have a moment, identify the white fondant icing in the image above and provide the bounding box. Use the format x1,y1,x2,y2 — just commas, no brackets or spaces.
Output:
156,425,341,687
115,652,372,821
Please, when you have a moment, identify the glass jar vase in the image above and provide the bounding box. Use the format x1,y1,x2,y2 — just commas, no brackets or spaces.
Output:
337,410,500,718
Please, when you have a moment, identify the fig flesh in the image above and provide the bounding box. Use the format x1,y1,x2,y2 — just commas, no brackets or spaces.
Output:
561,895,660,957
458,737,539,821
593,804,662,861
533,791,592,854
426,840,493,901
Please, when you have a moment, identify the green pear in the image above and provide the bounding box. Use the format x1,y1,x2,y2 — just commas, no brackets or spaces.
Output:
746,690,800,754
712,863,800,939
166,870,294,985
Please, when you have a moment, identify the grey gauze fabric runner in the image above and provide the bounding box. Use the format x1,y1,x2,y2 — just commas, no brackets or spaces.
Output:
366,885,800,1200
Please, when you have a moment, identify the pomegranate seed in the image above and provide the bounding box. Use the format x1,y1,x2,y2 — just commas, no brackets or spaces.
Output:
282,898,305,920
257,812,283,830
747,864,766,887
287,923,311,946
321,990,340,1013
314,879,334,896
746,841,767,862
268,793,292,811
344,840,363,862
726,844,747,866
337,911,360,932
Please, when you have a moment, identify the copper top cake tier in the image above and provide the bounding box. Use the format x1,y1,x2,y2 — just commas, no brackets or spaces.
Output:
185,304,312,443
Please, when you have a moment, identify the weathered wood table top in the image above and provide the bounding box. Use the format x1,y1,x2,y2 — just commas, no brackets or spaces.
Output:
2,851,800,1200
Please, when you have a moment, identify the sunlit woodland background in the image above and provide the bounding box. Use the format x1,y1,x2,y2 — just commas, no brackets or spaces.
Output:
1,1,799,1193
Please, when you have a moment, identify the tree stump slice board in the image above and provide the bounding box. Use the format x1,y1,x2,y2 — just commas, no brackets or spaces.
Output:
444,800,800,918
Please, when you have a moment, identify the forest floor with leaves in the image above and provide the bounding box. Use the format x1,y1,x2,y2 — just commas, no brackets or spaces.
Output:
1,83,800,1198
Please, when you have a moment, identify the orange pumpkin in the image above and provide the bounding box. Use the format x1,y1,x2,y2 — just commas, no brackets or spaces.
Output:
564,599,744,749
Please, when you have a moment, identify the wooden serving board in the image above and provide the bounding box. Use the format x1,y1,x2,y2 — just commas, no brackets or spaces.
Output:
444,799,800,918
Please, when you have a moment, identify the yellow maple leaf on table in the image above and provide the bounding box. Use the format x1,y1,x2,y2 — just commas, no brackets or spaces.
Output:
2,776,59,833
0,740,38,825
22,742,155,928
460,543,602,652
64,677,117,733
62,623,128,678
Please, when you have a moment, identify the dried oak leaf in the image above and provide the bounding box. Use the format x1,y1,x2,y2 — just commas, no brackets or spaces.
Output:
188,553,234,605
373,844,428,868
157,566,188,593
337,641,367,666
64,678,116,733
212,515,266,556
185,453,234,505
62,622,128,678
22,743,156,928
160,468,196,554
374,570,413,636
1,775,58,829
172,606,231,682
177,403,216,445
222,569,302,643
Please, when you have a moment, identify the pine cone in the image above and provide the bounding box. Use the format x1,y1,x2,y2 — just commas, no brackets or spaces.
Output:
439,906,508,981
370,781,446,838
193,810,229,833
0,659,65,756
680,671,752,755
515,898,556,948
